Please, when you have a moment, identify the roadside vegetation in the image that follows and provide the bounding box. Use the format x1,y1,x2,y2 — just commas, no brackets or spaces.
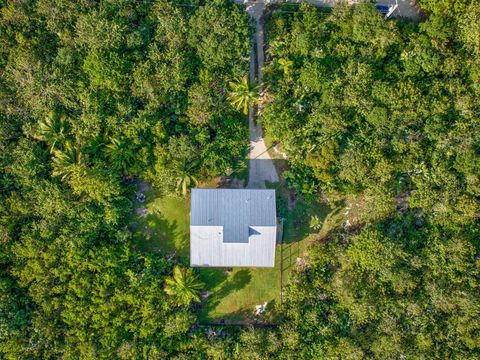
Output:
255,2,480,358
0,0,479,359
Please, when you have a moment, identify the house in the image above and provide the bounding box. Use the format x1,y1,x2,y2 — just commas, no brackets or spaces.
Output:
190,188,276,267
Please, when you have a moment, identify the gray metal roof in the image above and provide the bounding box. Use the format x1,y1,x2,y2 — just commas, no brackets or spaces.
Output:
190,188,276,267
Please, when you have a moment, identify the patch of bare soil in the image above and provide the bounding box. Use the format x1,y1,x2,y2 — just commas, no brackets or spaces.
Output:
287,189,297,210
135,206,148,217
137,181,152,193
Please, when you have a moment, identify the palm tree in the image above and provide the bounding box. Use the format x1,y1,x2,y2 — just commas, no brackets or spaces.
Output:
51,142,83,182
278,58,294,75
164,265,204,306
227,76,259,115
33,111,68,153
174,159,200,196
105,137,136,173
175,173,198,197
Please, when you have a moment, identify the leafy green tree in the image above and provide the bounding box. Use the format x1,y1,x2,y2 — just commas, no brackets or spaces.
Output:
83,50,130,92
6,0,480,358
186,82,217,124
277,58,294,75
261,2,480,225
51,143,83,181
268,221,480,359
188,0,251,72
74,10,125,51
418,0,474,16
0,0,252,357
459,3,480,55
176,172,198,197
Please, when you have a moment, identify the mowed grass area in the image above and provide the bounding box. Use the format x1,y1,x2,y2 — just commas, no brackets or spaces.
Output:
131,182,344,324
130,188,283,323
197,249,282,323
131,189,190,257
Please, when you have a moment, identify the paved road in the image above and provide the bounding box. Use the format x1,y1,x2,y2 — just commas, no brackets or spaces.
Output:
234,0,420,20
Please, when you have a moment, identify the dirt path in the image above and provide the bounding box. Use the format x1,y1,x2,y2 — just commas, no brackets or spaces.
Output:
244,2,279,189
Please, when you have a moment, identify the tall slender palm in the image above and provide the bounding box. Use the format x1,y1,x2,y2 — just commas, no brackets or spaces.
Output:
278,58,294,75
164,265,204,306
227,75,259,115
33,111,68,153
105,137,136,173
175,159,200,196
51,142,83,182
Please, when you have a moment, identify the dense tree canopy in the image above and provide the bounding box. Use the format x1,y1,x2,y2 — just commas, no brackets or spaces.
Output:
249,2,480,358
0,0,479,359
0,0,250,358
418,0,474,16
262,3,479,227
246,221,480,359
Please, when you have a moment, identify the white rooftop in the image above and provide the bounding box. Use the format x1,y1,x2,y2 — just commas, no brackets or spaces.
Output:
190,188,276,267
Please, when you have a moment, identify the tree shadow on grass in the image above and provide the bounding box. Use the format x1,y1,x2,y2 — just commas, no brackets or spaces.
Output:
199,296,280,326
198,269,252,323
132,213,188,256
129,185,190,256
270,181,339,245
271,159,288,175
279,200,346,273
150,215,188,254
213,269,252,299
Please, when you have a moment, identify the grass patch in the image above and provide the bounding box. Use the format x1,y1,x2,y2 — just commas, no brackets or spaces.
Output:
263,132,284,160
270,182,345,285
197,248,282,324
130,186,281,323
131,189,190,257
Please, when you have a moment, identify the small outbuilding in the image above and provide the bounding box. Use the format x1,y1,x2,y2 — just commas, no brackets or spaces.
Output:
190,188,276,267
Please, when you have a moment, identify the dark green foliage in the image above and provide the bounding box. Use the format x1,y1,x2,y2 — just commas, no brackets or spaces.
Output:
188,0,251,72
0,0,249,358
262,2,480,226
271,221,480,359
1,0,479,358
243,3,480,358
418,0,474,16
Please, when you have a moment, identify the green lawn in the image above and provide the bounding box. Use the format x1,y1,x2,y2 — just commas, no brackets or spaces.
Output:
197,250,282,323
131,181,343,324
131,190,190,257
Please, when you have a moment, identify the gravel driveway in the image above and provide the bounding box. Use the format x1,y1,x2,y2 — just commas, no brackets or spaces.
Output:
243,2,280,189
